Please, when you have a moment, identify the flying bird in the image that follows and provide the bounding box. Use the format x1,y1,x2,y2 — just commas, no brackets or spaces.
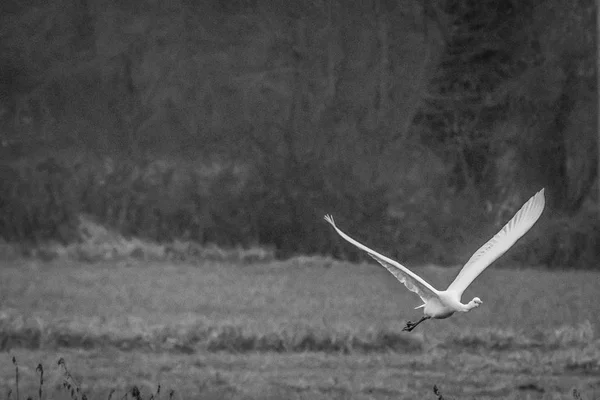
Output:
324,189,545,332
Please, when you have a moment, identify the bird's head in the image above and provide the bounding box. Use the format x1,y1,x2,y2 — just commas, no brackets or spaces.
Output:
467,297,483,310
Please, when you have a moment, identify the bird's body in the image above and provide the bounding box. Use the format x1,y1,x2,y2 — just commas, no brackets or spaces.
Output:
324,189,545,331
423,292,465,319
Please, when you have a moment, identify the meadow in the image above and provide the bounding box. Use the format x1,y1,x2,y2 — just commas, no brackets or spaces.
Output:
0,254,598,399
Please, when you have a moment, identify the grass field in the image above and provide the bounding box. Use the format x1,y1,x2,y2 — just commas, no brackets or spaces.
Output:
0,256,598,399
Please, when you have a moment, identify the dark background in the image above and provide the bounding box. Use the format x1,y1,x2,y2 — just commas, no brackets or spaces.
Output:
0,0,597,267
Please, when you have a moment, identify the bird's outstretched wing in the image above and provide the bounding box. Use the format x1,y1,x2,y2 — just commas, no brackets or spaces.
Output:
446,188,546,296
324,215,440,304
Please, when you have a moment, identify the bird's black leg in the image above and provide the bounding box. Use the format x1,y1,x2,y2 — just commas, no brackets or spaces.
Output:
402,316,430,332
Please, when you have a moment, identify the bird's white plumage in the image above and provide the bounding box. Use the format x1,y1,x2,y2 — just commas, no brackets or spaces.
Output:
323,215,440,305
324,189,545,327
446,188,545,295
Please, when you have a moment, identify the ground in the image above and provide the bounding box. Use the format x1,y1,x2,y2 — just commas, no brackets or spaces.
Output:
0,257,598,399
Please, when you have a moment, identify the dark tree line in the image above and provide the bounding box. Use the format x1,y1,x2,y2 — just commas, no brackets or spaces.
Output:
0,0,597,266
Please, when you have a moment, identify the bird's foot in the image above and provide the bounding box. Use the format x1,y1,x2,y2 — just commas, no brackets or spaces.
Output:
402,316,429,332
402,321,417,332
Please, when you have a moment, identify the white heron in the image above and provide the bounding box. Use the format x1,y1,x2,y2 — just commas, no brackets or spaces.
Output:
324,189,545,332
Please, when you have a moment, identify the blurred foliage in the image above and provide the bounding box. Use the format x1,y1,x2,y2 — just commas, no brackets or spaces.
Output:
0,156,390,259
0,155,598,267
0,0,598,266
0,158,79,243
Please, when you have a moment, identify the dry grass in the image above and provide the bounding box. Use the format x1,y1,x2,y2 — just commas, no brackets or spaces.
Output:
0,257,597,353
3,355,175,400
18,215,275,264
1,350,598,400
0,256,598,398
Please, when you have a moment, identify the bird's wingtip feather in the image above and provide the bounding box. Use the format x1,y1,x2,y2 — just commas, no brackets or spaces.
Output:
534,188,546,209
538,188,545,199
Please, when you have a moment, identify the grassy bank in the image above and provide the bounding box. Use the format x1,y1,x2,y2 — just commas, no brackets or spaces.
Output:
0,257,598,399
0,258,597,354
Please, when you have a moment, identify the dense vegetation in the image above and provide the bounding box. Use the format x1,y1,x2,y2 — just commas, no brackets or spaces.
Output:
0,0,598,267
